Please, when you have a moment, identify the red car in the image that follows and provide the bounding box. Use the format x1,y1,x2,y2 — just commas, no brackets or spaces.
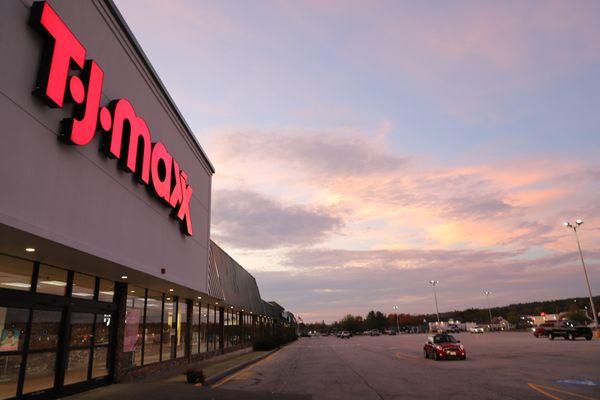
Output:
424,334,466,360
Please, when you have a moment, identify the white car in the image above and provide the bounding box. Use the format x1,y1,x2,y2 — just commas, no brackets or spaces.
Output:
339,331,352,339
469,326,485,333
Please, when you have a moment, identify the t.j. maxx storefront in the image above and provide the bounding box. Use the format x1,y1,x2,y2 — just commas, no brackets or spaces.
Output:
0,1,294,399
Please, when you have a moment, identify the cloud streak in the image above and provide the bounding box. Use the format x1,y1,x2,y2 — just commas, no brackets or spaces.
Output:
212,189,343,249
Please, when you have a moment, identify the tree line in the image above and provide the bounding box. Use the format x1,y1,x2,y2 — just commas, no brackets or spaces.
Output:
301,295,599,332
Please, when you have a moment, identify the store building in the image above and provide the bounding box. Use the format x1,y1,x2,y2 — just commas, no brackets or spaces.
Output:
0,1,294,399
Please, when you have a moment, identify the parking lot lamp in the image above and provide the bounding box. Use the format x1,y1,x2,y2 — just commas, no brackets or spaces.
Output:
484,291,492,325
564,219,598,329
429,280,440,323
393,305,400,333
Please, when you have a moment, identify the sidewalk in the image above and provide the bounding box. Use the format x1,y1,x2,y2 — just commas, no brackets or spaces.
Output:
62,349,274,400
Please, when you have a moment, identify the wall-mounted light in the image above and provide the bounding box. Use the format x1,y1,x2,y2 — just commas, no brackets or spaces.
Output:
25,247,36,253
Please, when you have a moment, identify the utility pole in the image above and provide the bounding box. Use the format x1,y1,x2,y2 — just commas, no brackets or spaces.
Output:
484,291,492,325
429,281,440,323
564,220,598,329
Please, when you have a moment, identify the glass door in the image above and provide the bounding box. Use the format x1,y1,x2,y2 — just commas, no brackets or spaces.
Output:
21,309,62,397
62,308,113,391
0,306,29,400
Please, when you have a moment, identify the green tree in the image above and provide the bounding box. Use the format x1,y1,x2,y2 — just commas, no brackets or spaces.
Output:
506,310,519,326
566,305,589,323
340,314,363,332
375,311,387,331
365,310,377,330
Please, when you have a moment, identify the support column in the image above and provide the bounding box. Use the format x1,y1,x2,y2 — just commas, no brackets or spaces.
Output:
112,281,128,382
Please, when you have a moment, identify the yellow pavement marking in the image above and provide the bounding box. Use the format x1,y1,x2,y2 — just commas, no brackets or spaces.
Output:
395,351,419,361
527,383,599,400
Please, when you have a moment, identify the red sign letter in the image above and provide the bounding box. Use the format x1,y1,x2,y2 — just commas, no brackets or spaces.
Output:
104,99,151,184
30,1,86,108
61,60,104,145
150,142,173,203
176,171,193,236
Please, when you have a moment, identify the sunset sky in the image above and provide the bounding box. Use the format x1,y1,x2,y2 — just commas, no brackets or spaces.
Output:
115,0,600,322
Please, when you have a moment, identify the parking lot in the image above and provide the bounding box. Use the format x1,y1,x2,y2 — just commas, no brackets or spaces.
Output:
215,332,600,400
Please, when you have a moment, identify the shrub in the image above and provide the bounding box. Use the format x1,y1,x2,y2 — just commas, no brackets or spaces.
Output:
184,369,205,384
253,331,299,351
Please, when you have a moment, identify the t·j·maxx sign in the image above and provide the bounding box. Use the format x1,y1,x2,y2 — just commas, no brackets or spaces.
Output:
29,1,195,236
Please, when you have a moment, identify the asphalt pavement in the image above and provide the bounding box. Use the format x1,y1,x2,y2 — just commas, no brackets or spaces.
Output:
215,332,600,400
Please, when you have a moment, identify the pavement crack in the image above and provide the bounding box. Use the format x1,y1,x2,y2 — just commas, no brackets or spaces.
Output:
328,342,386,400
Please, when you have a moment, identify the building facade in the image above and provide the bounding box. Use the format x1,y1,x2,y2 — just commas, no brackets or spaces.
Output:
0,1,293,399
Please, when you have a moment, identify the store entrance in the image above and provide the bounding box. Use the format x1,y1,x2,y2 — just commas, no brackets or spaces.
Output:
0,291,116,399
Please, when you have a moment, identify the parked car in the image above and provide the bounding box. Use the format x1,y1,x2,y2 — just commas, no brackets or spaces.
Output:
339,331,352,339
424,334,466,360
469,326,484,334
447,324,461,333
533,322,556,338
546,320,593,341
369,329,381,336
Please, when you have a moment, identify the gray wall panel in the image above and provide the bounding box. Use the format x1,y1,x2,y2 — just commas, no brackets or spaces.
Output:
0,0,212,293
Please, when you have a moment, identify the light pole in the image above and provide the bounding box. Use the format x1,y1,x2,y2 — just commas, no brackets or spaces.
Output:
564,219,598,329
484,291,493,325
393,305,400,333
429,280,440,323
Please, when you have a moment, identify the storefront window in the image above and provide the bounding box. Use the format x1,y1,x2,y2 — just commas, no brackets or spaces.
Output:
124,286,145,368
95,313,111,345
206,305,214,352
191,303,199,355
29,309,61,350
0,354,21,399
92,346,109,378
0,306,28,400
223,309,230,349
64,348,90,385
98,279,114,302
215,307,221,350
36,264,68,296
144,291,162,365
22,352,56,395
0,306,28,352
176,299,187,358
201,304,208,353
162,297,174,361
0,255,33,292
69,312,94,347
72,273,96,299
232,311,239,346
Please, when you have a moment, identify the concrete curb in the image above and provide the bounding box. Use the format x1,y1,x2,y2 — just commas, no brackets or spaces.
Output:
204,347,281,387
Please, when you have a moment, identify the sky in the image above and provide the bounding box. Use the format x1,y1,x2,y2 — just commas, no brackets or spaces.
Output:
114,0,600,323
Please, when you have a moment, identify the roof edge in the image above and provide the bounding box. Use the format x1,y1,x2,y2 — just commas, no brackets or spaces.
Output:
103,0,215,174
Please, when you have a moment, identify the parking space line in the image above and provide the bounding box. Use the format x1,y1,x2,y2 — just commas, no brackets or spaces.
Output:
528,383,564,400
527,383,599,400
395,351,420,361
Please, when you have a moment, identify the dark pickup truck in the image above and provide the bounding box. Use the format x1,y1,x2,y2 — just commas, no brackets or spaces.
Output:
547,320,593,341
